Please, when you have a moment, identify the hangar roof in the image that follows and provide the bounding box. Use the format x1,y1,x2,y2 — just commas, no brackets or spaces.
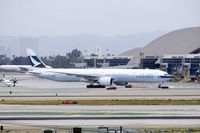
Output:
120,27,200,57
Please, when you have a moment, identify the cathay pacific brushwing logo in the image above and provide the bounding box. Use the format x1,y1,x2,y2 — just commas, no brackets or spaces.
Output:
30,56,41,67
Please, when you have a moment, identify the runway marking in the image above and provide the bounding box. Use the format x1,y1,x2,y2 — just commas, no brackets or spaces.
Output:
1,95,200,97
0,112,156,116
0,112,187,116
1,116,200,120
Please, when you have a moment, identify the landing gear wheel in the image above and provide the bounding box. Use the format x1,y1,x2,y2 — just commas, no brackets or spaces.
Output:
106,86,117,90
86,84,105,88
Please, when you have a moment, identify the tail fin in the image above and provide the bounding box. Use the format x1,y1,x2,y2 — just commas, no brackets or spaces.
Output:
26,48,46,68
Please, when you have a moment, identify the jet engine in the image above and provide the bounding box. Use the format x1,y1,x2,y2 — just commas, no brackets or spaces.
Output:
99,77,113,86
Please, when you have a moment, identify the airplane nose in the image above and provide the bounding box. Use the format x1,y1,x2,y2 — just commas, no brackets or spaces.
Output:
166,74,172,79
168,74,173,79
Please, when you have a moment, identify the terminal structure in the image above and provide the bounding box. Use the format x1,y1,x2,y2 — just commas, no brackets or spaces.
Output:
120,27,200,81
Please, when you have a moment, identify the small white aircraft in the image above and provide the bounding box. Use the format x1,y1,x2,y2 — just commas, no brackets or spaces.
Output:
0,72,17,87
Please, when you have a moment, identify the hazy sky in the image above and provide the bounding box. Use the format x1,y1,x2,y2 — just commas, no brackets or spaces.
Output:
0,0,200,36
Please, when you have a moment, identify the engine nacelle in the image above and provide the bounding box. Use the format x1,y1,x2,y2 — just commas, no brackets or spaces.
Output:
99,77,113,86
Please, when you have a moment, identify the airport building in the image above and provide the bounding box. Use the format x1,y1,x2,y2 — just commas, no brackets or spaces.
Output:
76,56,131,68
158,54,200,79
120,27,200,79
84,56,131,68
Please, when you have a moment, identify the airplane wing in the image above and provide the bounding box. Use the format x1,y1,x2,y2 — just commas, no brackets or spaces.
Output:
46,70,100,81
19,67,30,72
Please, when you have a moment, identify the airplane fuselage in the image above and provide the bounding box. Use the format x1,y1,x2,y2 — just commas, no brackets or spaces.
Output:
28,68,171,85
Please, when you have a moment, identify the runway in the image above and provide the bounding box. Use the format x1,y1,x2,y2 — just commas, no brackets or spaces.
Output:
1,72,200,128
1,105,200,127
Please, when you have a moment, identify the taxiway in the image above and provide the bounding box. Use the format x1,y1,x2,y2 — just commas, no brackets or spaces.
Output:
0,72,200,100
1,105,200,127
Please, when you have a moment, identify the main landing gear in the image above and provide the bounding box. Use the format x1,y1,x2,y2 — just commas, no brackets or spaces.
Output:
86,84,117,90
86,80,117,90
86,84,105,88
106,86,117,90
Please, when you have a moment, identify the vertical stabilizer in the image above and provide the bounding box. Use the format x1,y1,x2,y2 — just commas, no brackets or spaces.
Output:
26,48,46,68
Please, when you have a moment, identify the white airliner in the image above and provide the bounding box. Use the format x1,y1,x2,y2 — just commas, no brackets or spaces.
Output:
26,49,172,89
